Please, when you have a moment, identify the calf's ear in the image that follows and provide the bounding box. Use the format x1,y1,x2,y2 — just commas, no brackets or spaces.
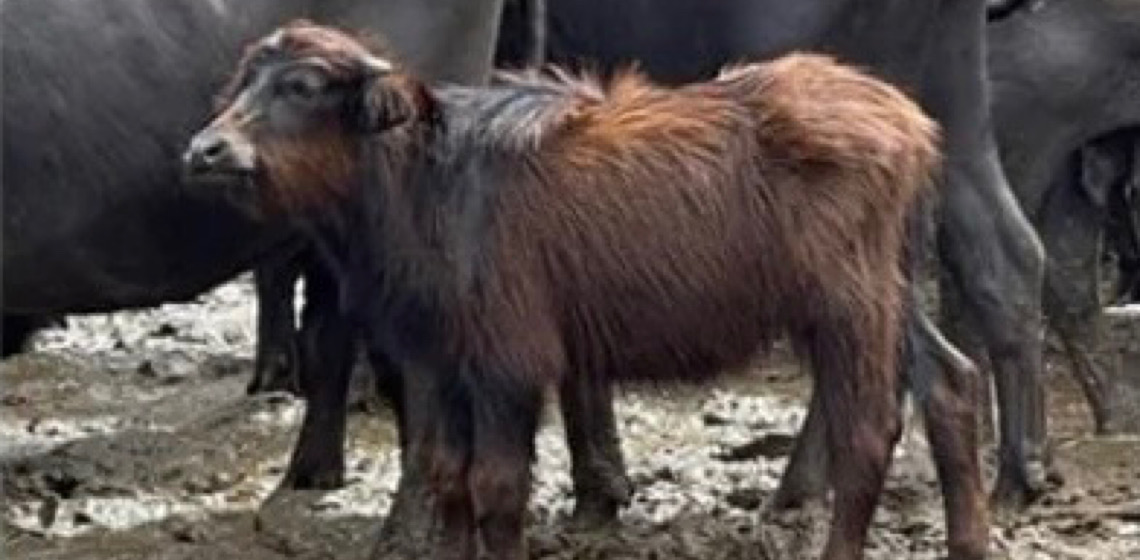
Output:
358,72,431,133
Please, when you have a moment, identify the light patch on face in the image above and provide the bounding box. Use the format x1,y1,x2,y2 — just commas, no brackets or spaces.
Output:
263,28,287,51
361,54,394,75
221,90,263,129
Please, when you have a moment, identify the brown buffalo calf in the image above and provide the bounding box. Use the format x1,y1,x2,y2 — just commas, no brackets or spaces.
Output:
185,20,940,560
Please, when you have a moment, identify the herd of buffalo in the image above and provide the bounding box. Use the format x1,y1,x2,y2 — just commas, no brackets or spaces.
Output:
2,1,1138,559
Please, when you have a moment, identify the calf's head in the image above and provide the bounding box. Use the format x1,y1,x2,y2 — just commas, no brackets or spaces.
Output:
182,20,424,214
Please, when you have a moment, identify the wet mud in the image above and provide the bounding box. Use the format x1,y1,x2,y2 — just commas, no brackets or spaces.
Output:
3,277,1138,559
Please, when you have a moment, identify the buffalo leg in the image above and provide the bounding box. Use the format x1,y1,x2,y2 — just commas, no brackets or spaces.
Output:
776,306,990,559
1050,292,1120,437
1119,170,1140,300
249,248,306,395
926,0,1048,511
1116,243,1140,303
368,348,407,444
373,358,453,559
378,365,541,560
1102,136,1140,303
416,370,478,560
279,257,355,489
469,374,542,560
910,309,989,560
1115,177,1140,299
1038,171,1118,433
2,314,56,357
938,267,996,441
1128,139,1140,301
560,373,632,527
939,145,1047,511
808,308,902,560
770,387,830,509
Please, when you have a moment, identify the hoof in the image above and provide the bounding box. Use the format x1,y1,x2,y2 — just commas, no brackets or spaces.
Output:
246,375,301,396
947,541,989,560
248,349,301,396
768,481,828,512
569,473,632,530
1096,421,1120,436
373,488,446,559
1097,409,1140,436
369,535,432,560
279,470,344,491
568,496,622,531
280,457,345,491
989,472,1044,516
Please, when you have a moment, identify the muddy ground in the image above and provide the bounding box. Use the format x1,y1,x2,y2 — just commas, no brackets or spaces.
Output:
2,276,1139,559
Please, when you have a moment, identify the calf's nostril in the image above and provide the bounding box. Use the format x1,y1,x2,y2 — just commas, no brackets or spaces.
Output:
199,138,229,164
183,133,239,179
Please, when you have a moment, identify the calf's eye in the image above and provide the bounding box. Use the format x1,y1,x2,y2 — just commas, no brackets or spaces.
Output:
279,69,328,101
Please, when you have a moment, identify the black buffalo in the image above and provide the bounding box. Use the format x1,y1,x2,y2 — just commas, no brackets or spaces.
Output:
2,0,506,487
986,0,1140,434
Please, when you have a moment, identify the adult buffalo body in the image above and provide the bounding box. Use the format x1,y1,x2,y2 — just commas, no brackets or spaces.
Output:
2,0,505,484
496,0,1047,521
987,0,1140,433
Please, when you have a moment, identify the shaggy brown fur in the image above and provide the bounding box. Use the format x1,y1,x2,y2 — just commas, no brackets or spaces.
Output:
192,20,941,560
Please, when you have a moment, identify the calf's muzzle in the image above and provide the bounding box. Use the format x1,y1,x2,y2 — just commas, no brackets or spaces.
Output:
182,128,256,184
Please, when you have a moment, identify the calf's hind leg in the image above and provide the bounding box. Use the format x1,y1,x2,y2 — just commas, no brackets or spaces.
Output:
802,305,902,560
909,309,989,560
769,387,830,510
774,305,989,559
